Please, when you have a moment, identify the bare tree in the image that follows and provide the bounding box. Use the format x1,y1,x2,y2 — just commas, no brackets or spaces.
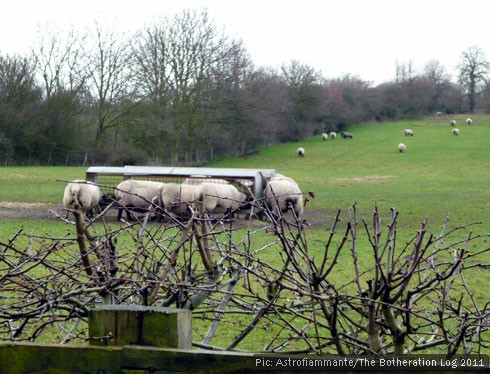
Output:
0,54,40,163
84,22,135,152
457,45,489,112
1,194,489,355
279,60,323,140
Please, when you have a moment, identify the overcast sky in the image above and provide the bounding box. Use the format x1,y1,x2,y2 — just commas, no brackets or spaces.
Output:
1,0,488,84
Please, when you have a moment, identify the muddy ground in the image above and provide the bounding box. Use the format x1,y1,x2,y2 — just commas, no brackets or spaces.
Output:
0,201,329,228
0,202,62,220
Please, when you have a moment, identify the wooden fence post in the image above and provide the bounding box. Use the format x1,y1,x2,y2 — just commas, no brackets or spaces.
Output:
88,305,192,349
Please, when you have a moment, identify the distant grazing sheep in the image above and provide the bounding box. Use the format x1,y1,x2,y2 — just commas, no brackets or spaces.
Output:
397,143,407,153
114,179,165,220
192,182,247,217
160,183,196,217
329,131,337,139
263,174,304,217
450,120,456,126
341,131,353,139
322,133,328,141
452,128,460,136
297,147,305,156
63,180,103,218
466,117,473,125
404,129,414,136
436,111,443,116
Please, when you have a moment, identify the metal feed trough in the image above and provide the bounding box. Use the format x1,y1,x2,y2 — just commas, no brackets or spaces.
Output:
86,165,276,203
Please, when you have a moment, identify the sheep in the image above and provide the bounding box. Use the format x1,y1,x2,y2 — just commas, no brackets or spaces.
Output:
397,143,407,153
297,147,305,157
404,129,414,136
466,117,473,125
329,131,337,140
192,182,248,217
452,128,460,136
263,174,304,217
160,183,197,217
436,111,443,116
114,179,165,220
321,133,328,141
63,179,103,218
450,120,456,127
341,131,353,139
183,176,254,189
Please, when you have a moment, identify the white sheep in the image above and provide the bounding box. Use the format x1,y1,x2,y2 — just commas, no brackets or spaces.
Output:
397,143,407,153
192,182,247,216
466,117,473,125
329,131,337,140
297,147,305,157
321,133,328,141
160,183,197,217
450,120,456,126
452,128,460,136
263,174,304,217
404,129,414,136
436,111,443,116
114,179,166,220
63,179,103,218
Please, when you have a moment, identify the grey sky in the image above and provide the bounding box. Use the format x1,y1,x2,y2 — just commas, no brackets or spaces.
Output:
1,0,487,84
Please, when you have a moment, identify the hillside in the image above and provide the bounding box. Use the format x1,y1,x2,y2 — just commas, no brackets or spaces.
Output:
210,114,490,233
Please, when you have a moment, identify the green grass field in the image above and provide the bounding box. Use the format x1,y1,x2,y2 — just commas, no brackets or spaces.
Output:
1,114,489,352
1,114,490,252
209,114,490,237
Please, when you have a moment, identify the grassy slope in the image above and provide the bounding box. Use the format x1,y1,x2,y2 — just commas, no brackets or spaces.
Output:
1,115,489,351
1,114,490,242
1,114,489,241
210,114,490,236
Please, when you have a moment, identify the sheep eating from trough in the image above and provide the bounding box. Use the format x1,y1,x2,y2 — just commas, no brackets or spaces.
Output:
297,147,305,157
404,129,414,136
160,183,197,217
63,179,103,218
397,143,407,153
341,131,353,139
263,174,304,217
114,179,166,220
192,182,248,217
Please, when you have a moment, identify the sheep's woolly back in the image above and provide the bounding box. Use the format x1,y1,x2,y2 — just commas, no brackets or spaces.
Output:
452,128,460,136
329,131,337,139
466,118,473,125
398,143,407,152
404,129,414,136
450,120,456,126
183,176,253,188
192,183,247,213
264,175,304,216
160,183,197,215
297,147,305,156
321,133,328,140
63,180,102,212
115,179,165,208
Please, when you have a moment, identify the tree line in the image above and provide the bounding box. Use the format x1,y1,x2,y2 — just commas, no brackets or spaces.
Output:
0,10,489,166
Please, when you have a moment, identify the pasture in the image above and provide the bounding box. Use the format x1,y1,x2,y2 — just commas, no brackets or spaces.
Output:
210,114,490,238
0,114,489,353
1,114,490,286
